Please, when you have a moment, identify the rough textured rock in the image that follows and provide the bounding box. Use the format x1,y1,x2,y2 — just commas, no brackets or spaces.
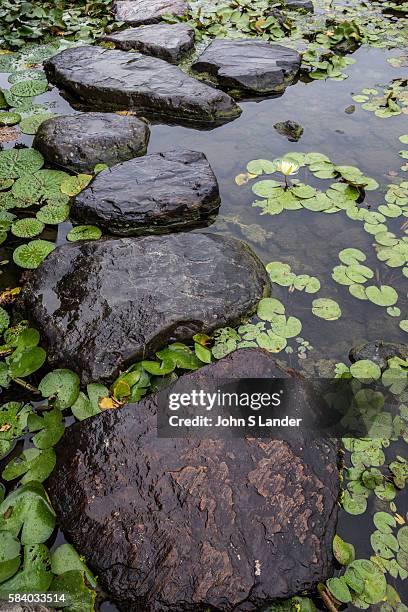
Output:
48,349,339,611
19,235,270,384
33,112,150,173
192,39,301,95
274,119,304,142
44,46,241,126
283,0,314,12
114,0,188,25
102,23,195,63
349,341,408,371
73,150,220,235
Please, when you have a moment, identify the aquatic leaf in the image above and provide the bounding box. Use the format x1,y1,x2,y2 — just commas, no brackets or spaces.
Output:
252,179,281,197
370,530,399,559
344,564,364,595
399,320,408,333
246,159,277,175
38,369,80,410
28,408,65,449
292,184,316,199
60,174,93,196
36,203,70,224
312,298,341,321
11,218,44,238
51,543,96,587
0,307,10,332
0,544,52,594
257,331,286,353
349,284,368,300
327,577,352,603
10,79,48,97
0,482,55,544
19,113,54,135
387,306,401,317
333,534,355,566
373,512,396,534
375,482,396,501
257,298,285,321
0,149,44,179
0,112,21,126
0,531,20,583
67,225,102,242
2,448,55,484
194,343,212,364
350,360,381,381
50,569,96,612
348,559,386,604
7,346,46,379
365,285,398,307
339,248,366,265
398,526,408,553
271,315,302,339
13,239,55,269
342,491,367,515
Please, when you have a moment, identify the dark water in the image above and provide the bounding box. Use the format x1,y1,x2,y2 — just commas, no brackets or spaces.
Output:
1,39,408,610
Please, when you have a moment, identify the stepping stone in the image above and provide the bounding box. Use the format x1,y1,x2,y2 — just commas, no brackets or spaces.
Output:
283,0,314,12
44,46,241,126
33,112,150,173
192,39,301,95
274,119,304,142
114,0,188,25
72,150,220,235
102,23,195,63
349,340,408,371
47,348,339,610
19,235,270,384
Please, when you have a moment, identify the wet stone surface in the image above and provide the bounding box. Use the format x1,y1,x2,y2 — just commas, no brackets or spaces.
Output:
102,23,195,63
283,0,314,12
192,39,301,95
72,150,221,235
48,349,340,611
349,340,408,371
114,0,188,25
273,119,304,141
19,235,270,384
33,112,150,173
44,46,241,126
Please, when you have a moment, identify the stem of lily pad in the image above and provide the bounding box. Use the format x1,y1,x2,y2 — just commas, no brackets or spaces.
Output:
13,378,40,394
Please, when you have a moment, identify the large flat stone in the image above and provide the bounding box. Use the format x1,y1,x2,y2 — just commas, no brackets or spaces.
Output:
33,112,150,173
73,150,220,235
44,46,241,126
47,349,339,611
192,39,301,95
114,0,187,25
283,0,314,12
102,23,195,63
19,235,270,384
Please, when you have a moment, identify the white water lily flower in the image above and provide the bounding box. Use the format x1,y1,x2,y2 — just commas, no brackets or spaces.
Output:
276,159,299,177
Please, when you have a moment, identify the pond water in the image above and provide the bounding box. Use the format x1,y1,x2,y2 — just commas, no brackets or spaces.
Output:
0,6,408,611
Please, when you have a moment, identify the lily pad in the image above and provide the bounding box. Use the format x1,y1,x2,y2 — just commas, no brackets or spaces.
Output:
365,285,398,307
67,225,102,242
312,298,341,321
0,482,55,544
38,369,80,410
13,239,55,269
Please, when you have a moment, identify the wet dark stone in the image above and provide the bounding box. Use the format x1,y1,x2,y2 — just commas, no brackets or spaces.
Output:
273,119,304,141
72,150,221,235
44,46,241,126
102,23,195,63
191,39,301,95
114,0,188,25
282,0,314,12
33,112,150,173
349,341,408,371
19,235,270,384
47,348,339,611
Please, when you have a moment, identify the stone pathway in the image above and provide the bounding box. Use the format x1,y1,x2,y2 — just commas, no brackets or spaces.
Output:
72,150,220,235
47,349,339,611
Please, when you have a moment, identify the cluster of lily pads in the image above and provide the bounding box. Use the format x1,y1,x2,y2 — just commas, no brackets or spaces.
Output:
236,150,408,336
351,79,408,119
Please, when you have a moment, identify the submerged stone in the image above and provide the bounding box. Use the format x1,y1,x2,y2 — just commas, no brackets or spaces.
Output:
44,46,241,126
73,150,220,235
349,341,408,371
19,235,270,384
33,112,150,173
114,0,188,25
191,39,301,95
47,348,339,611
273,119,304,142
282,0,314,12
102,23,195,63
